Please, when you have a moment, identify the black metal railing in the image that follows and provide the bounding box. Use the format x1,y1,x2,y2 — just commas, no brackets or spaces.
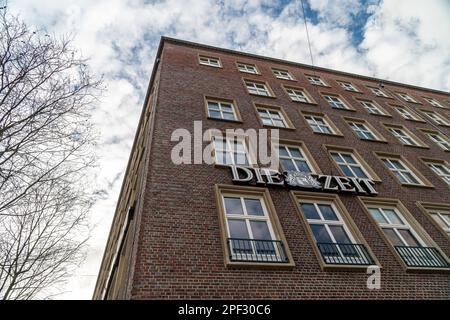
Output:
317,242,375,265
227,238,289,263
394,246,449,268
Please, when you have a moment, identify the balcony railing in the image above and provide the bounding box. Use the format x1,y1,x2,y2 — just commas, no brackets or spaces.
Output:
317,242,375,265
394,246,450,268
227,238,289,263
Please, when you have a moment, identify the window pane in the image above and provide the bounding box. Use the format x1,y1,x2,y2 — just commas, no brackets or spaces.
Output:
398,229,421,247
281,159,296,171
382,228,403,246
208,102,220,110
273,120,285,127
383,209,402,224
288,147,302,158
228,219,249,238
244,199,264,216
301,203,320,220
369,208,388,224
209,110,221,118
329,225,351,244
250,221,272,240
223,112,235,120
342,154,356,164
224,197,243,215
310,224,333,243
234,153,248,166
318,204,338,221
340,165,354,177
262,118,272,126
295,160,311,173
404,172,419,184
352,166,368,179
214,139,226,150
277,146,289,157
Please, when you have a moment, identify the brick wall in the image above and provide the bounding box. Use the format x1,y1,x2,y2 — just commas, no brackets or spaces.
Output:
129,40,450,299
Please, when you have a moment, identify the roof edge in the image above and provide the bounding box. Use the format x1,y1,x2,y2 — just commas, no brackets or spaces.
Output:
160,36,450,97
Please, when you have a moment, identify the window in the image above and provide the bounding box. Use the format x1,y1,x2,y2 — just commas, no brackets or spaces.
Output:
338,81,359,92
206,98,239,121
358,100,386,115
307,75,327,86
397,92,418,103
393,106,422,121
361,198,449,269
386,127,421,147
423,131,450,151
198,55,221,67
277,144,314,173
244,80,273,97
272,68,294,80
423,97,446,109
213,136,251,166
303,114,335,134
421,110,450,126
348,122,378,141
323,95,350,110
294,193,376,267
425,161,450,186
330,151,370,179
284,87,314,103
368,207,424,247
216,185,293,266
380,157,423,185
256,106,290,128
429,210,450,236
369,87,389,98
417,203,450,239
237,62,258,74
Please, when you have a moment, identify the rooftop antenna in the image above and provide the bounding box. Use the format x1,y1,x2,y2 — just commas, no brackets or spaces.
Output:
300,0,336,177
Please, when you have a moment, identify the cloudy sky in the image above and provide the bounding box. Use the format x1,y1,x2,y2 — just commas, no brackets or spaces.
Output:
7,0,450,299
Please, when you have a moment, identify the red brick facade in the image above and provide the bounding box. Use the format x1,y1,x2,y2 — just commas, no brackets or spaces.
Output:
93,37,450,300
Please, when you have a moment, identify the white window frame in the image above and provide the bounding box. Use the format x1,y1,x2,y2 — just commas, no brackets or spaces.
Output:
382,158,423,185
307,76,327,86
427,132,450,151
424,97,446,109
199,55,221,67
429,210,450,236
394,106,421,121
339,81,358,92
349,122,378,140
272,69,294,80
237,63,258,74
422,111,450,126
276,144,315,173
426,162,450,186
305,115,334,134
368,207,425,247
285,87,311,103
397,93,417,103
257,107,288,128
388,127,420,146
330,151,371,179
359,100,385,115
222,194,279,260
245,81,271,96
213,136,252,166
299,200,366,263
323,95,349,110
370,87,389,98
206,99,238,121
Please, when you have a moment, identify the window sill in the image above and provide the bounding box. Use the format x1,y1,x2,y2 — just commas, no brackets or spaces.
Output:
404,118,427,123
368,113,393,118
321,264,381,272
332,107,357,112
262,124,296,131
360,138,388,144
344,90,364,95
248,93,277,99
403,144,430,149
404,266,450,274
290,100,318,106
225,260,295,270
207,117,243,124
312,131,344,137
400,183,435,189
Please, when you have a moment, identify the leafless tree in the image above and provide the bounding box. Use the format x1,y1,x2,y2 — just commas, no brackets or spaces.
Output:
0,6,102,299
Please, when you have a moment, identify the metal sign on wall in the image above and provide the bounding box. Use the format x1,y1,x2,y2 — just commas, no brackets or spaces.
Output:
229,165,378,196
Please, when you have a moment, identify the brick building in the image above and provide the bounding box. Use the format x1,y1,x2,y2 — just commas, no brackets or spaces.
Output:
93,37,450,299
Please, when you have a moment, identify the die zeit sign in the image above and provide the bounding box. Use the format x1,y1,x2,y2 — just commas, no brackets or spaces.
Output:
229,165,378,196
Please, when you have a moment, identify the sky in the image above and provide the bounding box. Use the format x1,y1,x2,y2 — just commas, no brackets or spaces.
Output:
6,0,450,299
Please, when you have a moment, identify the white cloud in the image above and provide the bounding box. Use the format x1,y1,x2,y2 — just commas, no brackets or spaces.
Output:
6,0,449,299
